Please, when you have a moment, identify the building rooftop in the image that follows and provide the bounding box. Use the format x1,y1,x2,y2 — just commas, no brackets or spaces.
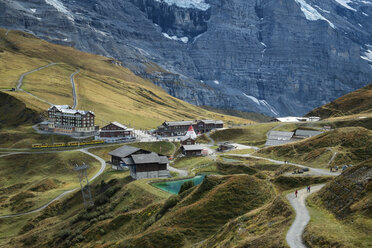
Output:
122,157,135,165
264,139,293,147
182,144,204,151
49,105,94,116
295,129,323,137
267,131,294,141
111,121,127,130
164,120,195,126
109,145,141,158
201,120,224,124
181,136,195,141
131,152,169,164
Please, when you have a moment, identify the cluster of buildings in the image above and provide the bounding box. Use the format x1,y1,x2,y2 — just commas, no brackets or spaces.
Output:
41,105,134,139
156,119,223,137
108,125,208,179
265,129,324,147
270,116,320,122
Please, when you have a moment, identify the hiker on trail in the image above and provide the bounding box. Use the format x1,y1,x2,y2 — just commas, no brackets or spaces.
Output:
307,186,311,192
295,190,298,198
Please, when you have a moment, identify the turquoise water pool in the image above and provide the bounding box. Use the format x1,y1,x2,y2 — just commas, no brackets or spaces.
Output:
152,175,205,194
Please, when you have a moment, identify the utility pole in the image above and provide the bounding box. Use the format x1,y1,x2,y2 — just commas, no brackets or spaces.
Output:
74,163,94,208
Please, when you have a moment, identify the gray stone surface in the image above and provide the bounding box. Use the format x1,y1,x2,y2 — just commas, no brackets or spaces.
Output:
1,0,371,116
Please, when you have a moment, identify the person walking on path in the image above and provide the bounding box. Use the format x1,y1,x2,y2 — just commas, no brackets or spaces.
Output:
295,189,298,198
307,186,311,192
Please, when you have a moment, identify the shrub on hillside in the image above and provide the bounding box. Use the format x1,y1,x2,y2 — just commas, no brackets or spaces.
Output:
179,181,195,194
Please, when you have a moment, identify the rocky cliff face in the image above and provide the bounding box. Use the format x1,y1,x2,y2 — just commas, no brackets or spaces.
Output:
1,0,371,116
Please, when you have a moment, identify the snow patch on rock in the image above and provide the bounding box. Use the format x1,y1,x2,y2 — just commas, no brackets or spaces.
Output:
294,0,335,28
45,0,74,21
259,100,280,116
154,0,210,11
334,0,357,11
361,49,372,62
213,80,220,85
162,33,188,43
243,93,260,105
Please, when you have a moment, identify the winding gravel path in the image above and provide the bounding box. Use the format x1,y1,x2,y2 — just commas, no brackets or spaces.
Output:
0,148,106,219
17,63,58,90
70,69,80,109
286,184,325,248
228,153,339,177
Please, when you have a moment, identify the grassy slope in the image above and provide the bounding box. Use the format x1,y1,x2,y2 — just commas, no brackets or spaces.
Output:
198,195,292,248
210,122,281,147
121,175,274,247
257,127,372,168
306,83,372,119
0,92,40,127
0,125,88,148
0,151,99,215
22,63,76,106
304,160,372,247
0,28,252,129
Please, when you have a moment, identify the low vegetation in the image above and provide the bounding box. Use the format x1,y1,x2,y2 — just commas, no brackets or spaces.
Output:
257,127,372,168
306,83,372,119
0,151,99,215
210,122,280,147
195,134,212,144
199,195,292,247
0,92,40,128
304,160,372,247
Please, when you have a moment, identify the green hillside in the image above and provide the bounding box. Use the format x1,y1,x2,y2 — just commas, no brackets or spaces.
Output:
306,83,372,119
257,127,372,168
0,92,40,128
304,160,372,247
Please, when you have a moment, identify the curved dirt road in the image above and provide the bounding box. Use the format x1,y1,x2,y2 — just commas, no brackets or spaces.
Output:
286,184,325,248
0,149,106,219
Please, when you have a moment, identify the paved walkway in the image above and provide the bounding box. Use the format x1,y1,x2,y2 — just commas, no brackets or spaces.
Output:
0,148,106,219
70,69,80,109
286,184,325,248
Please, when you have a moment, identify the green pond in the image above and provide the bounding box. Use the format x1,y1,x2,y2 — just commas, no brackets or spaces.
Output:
152,175,205,194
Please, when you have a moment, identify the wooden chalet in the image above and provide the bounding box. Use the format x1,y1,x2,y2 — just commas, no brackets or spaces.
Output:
108,145,170,179
100,121,133,138
181,144,204,156
180,136,196,145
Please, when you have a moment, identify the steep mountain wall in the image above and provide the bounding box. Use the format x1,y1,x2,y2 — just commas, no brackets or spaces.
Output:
1,0,371,116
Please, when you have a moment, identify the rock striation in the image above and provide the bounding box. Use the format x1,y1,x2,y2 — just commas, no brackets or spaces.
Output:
1,0,371,116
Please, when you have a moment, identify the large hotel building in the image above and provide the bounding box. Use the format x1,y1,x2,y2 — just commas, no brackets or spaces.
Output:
47,105,96,134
